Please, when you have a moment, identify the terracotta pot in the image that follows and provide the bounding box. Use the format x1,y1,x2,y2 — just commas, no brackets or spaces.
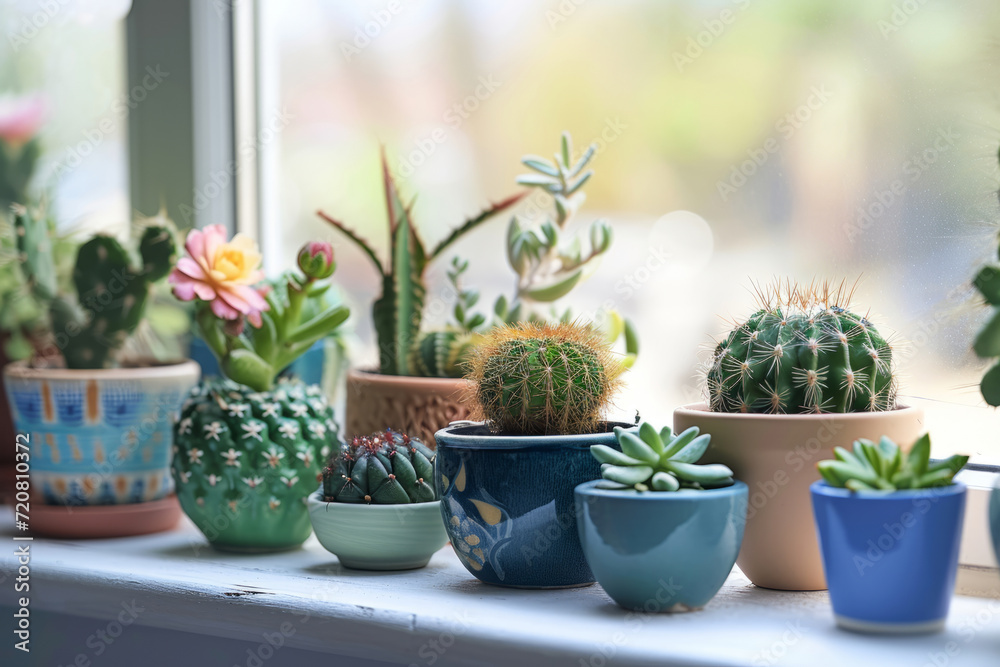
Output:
29,494,183,538
345,368,470,446
673,403,924,591
3,360,200,507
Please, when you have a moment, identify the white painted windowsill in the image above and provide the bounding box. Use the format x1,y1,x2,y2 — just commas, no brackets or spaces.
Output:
1,510,999,667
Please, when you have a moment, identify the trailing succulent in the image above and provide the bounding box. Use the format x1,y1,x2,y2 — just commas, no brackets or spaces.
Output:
972,143,1000,405
467,321,624,435
317,148,524,377
9,203,176,369
707,280,897,414
321,429,436,504
592,422,734,491
817,434,968,492
173,379,337,536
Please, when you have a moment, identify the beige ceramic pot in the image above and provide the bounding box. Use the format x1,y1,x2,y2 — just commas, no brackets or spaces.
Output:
345,369,471,446
673,403,924,591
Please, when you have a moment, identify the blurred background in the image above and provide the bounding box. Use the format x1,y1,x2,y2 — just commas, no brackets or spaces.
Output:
4,0,1000,461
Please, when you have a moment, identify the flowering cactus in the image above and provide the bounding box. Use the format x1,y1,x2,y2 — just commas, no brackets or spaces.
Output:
170,227,349,392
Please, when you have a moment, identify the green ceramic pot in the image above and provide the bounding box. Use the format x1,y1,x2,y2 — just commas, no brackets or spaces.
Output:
307,490,448,570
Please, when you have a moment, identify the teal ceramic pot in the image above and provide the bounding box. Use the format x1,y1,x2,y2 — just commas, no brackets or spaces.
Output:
990,478,1000,572
435,421,635,588
574,480,748,611
307,490,448,570
3,360,200,505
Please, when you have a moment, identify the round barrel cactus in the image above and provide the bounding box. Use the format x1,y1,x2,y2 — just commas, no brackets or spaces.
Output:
322,429,436,504
468,322,623,435
173,378,339,551
707,285,897,414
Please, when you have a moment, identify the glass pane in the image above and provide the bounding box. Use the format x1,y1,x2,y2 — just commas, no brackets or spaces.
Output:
1,0,132,235
262,0,1000,464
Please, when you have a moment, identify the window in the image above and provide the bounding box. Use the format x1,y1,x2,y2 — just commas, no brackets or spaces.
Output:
1,0,132,235
258,0,1000,464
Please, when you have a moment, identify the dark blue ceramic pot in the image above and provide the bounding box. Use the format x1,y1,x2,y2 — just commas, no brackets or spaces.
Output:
575,480,747,611
811,481,966,633
435,421,634,588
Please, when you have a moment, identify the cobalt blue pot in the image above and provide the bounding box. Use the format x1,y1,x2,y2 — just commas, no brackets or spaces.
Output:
575,480,747,611
435,421,635,588
810,481,966,634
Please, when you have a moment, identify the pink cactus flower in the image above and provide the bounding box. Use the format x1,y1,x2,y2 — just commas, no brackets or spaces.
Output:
169,224,269,327
0,95,45,146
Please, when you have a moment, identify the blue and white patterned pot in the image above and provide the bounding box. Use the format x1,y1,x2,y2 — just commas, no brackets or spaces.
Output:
811,481,966,633
434,421,635,588
3,361,200,505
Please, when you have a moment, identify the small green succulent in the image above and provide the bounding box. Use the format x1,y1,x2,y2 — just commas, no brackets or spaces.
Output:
590,422,734,491
817,434,968,492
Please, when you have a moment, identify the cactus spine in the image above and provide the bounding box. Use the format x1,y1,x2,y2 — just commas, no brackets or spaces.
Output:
707,281,897,414
322,429,436,504
468,322,623,435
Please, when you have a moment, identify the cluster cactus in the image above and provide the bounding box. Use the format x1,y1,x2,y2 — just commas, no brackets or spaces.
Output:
9,203,176,368
317,149,524,377
172,379,337,548
321,429,436,504
707,280,897,414
972,144,1000,405
817,434,968,491
467,321,624,435
409,258,481,378
592,422,734,491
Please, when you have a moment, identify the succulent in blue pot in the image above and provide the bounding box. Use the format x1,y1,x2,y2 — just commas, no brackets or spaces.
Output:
575,422,747,611
307,429,448,570
436,321,633,588
811,434,968,633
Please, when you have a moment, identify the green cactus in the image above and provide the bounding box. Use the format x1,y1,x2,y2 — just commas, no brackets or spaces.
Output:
172,378,337,550
468,321,624,436
817,434,967,492
972,144,1000,405
317,148,525,377
409,257,483,378
321,429,436,504
56,225,176,369
707,281,897,414
591,422,734,491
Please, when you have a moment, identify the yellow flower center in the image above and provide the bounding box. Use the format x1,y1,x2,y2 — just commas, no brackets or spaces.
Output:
215,246,247,281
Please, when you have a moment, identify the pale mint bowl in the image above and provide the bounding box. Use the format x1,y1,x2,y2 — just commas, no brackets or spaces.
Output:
307,489,448,570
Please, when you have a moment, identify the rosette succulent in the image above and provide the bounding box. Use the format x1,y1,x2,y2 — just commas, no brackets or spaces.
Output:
173,379,337,550
321,429,436,504
592,422,734,491
817,434,968,492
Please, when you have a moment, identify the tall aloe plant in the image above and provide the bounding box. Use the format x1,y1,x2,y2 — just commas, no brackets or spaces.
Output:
317,149,525,376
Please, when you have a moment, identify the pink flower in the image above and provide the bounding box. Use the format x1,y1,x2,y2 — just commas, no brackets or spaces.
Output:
169,225,269,326
0,95,45,146
297,240,336,279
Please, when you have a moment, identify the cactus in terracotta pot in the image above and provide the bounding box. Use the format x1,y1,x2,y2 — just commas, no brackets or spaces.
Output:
169,226,349,551
706,280,898,414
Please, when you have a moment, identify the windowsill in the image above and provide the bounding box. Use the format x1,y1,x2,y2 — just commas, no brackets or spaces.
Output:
2,510,999,667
